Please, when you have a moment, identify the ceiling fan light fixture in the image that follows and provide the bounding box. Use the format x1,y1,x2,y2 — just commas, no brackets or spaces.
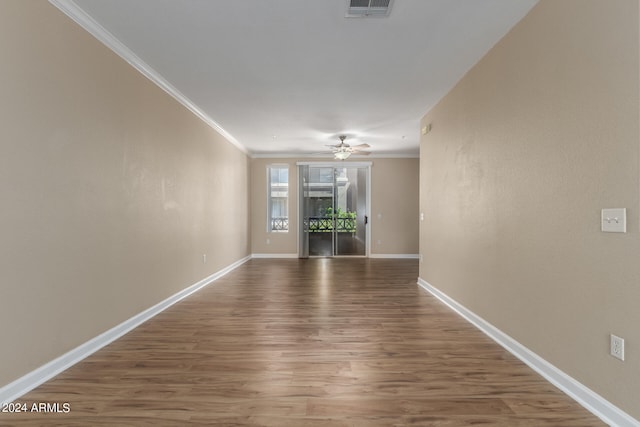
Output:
334,151,351,160
326,135,369,159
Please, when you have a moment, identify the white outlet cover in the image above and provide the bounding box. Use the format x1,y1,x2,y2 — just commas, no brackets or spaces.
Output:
601,208,626,233
610,334,625,361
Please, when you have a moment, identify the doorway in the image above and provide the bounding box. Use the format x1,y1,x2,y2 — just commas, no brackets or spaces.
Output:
298,163,370,257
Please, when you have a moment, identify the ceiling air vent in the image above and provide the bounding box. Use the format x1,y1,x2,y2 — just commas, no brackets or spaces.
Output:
345,0,394,18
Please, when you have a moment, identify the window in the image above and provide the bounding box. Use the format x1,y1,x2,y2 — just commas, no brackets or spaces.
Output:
267,165,289,232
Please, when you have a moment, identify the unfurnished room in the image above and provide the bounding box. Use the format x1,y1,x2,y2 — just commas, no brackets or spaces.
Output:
0,0,639,425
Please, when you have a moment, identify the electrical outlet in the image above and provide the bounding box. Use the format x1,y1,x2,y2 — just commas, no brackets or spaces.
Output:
202,254,207,264
610,334,625,361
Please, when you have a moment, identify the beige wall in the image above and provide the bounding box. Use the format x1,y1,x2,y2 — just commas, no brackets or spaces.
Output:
420,0,639,418
0,1,250,386
251,157,419,256
370,159,420,254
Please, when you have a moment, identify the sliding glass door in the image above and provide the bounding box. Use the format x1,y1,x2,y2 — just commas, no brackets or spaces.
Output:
298,163,369,257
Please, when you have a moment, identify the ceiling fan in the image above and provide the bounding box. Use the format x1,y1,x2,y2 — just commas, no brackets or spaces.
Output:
326,135,371,160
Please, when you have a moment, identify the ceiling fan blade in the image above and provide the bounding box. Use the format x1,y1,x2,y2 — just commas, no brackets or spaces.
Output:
321,136,372,156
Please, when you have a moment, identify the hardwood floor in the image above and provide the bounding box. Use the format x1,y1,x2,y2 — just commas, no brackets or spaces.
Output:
1,259,604,426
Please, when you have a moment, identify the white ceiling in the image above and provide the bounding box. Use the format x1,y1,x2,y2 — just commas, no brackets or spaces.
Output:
63,0,538,157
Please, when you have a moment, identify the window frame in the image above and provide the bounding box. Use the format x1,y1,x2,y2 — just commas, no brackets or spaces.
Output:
266,164,289,233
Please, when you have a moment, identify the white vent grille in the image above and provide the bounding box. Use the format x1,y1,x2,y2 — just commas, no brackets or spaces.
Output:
346,0,394,18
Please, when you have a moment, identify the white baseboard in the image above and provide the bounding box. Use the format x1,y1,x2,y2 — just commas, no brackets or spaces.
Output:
0,255,252,405
251,253,298,258
369,253,420,259
251,254,421,259
417,278,640,427
250,254,419,259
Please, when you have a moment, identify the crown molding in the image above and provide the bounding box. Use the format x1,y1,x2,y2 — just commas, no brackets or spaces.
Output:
48,0,247,154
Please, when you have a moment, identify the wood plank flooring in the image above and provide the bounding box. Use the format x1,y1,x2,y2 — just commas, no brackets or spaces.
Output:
0,259,604,426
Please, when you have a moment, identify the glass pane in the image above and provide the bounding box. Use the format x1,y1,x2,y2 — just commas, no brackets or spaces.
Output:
335,167,366,256
268,166,288,232
302,165,367,257
307,166,333,256
298,165,310,258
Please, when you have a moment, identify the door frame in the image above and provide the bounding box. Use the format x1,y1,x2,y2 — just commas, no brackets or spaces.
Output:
296,161,372,258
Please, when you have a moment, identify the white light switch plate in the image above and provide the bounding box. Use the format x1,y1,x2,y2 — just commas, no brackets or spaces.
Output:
601,208,626,233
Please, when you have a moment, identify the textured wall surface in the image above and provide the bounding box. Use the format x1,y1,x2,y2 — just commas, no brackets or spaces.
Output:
420,0,639,417
0,1,250,386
